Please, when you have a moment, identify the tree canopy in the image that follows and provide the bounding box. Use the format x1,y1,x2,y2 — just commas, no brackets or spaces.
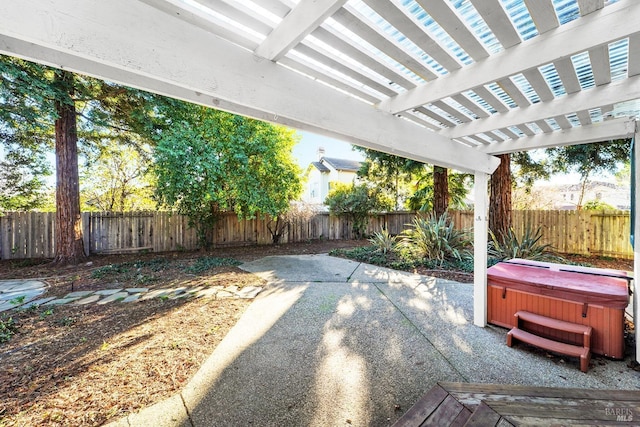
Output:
153,104,302,247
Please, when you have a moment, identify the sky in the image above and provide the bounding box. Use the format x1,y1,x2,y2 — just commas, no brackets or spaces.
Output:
292,131,364,170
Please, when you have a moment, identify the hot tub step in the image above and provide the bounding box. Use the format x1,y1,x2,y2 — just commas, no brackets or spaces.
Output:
507,311,592,372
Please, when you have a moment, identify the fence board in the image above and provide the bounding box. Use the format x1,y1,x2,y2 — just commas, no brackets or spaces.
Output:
0,209,634,260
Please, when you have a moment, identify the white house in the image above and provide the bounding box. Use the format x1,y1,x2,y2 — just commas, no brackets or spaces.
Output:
302,148,363,206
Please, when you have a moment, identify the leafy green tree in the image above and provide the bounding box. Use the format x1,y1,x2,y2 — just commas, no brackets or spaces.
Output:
354,147,424,210
0,54,160,263
408,167,471,212
153,105,302,248
81,142,156,211
582,200,616,210
0,144,51,210
325,182,393,238
547,140,630,209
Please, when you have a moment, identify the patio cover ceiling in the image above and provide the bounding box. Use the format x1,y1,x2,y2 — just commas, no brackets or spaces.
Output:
0,0,639,173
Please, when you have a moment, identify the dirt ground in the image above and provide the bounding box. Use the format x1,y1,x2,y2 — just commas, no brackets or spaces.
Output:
0,241,633,426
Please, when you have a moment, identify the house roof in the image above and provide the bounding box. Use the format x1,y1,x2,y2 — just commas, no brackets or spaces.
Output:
321,157,362,172
310,161,331,173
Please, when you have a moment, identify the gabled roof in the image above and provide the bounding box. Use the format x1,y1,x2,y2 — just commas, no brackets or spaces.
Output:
321,157,362,172
310,161,330,173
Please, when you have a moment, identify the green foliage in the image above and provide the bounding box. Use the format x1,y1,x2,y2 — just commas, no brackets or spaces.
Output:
0,315,17,344
81,142,156,211
368,227,399,255
582,200,616,210
330,246,390,266
153,105,302,248
184,257,241,274
354,147,425,210
91,264,130,279
408,168,472,212
325,183,393,238
488,225,557,261
401,213,471,265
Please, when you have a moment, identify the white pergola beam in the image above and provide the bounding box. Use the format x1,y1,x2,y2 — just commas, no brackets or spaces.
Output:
470,0,521,49
378,0,640,114
414,0,489,62
524,0,559,34
0,0,500,174
578,0,605,16
441,75,640,139
254,0,347,61
478,117,635,155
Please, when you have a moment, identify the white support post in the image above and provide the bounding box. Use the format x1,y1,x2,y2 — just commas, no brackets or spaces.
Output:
474,172,490,327
634,121,640,362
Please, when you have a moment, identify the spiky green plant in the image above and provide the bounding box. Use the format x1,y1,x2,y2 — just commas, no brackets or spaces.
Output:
368,227,399,255
401,213,471,265
488,225,557,261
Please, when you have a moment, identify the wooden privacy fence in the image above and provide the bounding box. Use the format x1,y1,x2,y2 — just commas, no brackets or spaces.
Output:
0,210,634,260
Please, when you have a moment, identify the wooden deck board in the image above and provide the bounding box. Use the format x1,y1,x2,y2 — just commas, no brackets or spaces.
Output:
420,395,467,427
393,382,640,427
463,402,504,426
393,384,448,427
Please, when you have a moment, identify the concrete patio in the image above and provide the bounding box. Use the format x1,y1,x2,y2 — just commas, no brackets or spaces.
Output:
108,254,640,426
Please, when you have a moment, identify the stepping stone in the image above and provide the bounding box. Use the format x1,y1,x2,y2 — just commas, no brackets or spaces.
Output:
94,289,123,296
1,280,46,292
97,292,129,305
216,291,234,299
186,286,204,294
21,297,56,309
140,289,171,301
236,286,263,299
64,291,95,299
0,301,15,312
196,288,218,298
125,288,149,294
44,297,81,306
126,288,149,293
75,295,101,305
0,289,45,301
223,285,239,293
122,294,141,303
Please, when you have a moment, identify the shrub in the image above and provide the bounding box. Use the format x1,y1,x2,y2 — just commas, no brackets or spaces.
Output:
401,213,471,265
488,225,557,261
0,316,17,344
325,183,393,239
368,227,399,255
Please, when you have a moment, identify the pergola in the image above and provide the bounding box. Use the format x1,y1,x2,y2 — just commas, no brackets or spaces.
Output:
2,0,640,358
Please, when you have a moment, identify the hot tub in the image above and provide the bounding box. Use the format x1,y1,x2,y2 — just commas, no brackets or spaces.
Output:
487,259,631,359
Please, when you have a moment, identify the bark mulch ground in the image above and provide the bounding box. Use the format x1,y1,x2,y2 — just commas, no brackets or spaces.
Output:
0,241,632,426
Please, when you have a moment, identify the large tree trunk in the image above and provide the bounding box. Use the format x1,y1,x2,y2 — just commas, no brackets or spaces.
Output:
433,166,448,218
489,154,512,243
53,70,85,265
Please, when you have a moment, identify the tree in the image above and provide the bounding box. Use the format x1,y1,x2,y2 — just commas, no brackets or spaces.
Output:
354,147,424,210
52,69,85,263
81,142,155,211
153,104,302,248
547,140,631,209
0,54,160,263
433,166,448,218
0,143,51,210
489,154,512,242
408,166,471,212
325,182,393,238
